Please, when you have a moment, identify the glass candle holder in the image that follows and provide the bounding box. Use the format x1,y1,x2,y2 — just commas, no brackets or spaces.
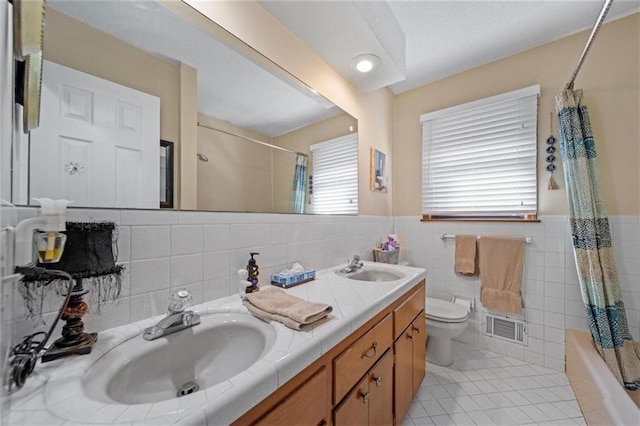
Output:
34,231,66,263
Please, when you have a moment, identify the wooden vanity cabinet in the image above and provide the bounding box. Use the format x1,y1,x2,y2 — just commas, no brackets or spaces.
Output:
393,286,427,424
234,280,426,426
394,314,426,422
333,348,393,426
333,313,393,404
257,366,329,426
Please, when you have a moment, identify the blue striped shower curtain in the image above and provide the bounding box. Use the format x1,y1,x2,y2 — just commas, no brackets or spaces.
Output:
291,155,307,214
556,89,640,390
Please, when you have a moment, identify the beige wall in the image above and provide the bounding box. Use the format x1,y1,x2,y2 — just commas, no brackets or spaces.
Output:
45,3,637,217
394,13,640,216
197,113,274,212
272,112,358,213
184,0,395,217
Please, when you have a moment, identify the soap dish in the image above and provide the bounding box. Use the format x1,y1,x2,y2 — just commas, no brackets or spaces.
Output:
271,270,316,289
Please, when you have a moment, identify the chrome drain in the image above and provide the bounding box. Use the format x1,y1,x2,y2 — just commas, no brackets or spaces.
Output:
177,381,199,397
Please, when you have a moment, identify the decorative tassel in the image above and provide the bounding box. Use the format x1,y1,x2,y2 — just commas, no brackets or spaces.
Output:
546,112,559,190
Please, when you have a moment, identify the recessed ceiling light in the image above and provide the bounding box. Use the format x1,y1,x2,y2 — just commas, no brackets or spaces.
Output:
350,54,381,73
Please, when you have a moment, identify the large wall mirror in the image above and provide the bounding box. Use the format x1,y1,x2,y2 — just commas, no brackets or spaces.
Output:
11,0,358,214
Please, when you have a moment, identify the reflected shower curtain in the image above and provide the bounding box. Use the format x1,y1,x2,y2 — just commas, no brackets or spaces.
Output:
556,89,640,390
291,155,307,214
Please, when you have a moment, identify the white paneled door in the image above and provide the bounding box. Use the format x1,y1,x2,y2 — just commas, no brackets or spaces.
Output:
29,61,160,208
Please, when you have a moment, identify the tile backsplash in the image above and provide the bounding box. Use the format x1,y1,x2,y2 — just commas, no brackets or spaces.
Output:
9,208,393,340
5,208,639,374
395,215,640,372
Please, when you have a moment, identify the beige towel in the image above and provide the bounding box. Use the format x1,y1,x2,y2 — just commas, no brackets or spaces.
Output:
455,235,478,276
244,286,333,330
479,236,525,315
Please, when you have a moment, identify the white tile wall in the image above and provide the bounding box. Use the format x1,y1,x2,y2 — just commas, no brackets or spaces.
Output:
394,215,640,372
10,209,393,339
7,208,640,375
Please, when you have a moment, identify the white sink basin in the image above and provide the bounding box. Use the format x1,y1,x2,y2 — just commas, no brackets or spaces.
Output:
83,312,275,405
340,267,404,282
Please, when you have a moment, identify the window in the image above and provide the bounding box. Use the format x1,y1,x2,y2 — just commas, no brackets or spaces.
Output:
421,85,539,219
310,133,358,214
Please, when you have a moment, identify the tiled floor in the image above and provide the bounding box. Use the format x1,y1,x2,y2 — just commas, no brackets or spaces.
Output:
403,342,585,426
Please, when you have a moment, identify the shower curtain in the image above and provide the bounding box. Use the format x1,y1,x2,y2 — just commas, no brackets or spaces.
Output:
556,89,640,390
291,154,307,214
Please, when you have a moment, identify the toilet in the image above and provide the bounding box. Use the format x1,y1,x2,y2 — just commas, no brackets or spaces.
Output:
425,297,470,366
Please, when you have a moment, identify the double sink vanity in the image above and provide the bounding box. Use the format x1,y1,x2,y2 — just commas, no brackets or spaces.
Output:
9,262,426,425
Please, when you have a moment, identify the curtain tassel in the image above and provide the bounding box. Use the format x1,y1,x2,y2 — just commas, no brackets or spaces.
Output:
547,173,559,190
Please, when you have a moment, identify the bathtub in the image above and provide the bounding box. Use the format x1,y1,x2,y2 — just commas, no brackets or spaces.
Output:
565,330,640,425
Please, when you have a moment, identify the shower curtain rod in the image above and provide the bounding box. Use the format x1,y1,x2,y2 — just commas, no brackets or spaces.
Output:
565,0,614,90
197,122,308,158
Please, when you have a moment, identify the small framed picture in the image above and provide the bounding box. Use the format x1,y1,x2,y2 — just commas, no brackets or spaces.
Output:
160,140,174,208
370,148,388,192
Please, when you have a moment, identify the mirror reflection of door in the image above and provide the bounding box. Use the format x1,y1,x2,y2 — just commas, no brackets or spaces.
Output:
28,60,160,208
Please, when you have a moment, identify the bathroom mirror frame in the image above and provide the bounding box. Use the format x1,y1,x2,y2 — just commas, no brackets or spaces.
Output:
10,0,358,215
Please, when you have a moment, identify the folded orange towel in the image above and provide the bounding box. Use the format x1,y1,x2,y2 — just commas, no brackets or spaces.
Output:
455,235,478,276
479,236,525,315
244,286,333,330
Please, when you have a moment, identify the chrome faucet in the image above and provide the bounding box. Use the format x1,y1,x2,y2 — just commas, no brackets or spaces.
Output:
340,255,364,273
143,289,201,341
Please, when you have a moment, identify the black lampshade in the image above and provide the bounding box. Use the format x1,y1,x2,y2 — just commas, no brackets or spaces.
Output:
40,222,122,279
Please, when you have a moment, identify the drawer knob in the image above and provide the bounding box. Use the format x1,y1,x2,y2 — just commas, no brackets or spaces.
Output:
361,342,377,359
361,391,370,403
407,333,414,340
413,325,420,333
373,375,383,386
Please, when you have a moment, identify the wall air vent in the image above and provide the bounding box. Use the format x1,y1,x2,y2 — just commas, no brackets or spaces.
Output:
483,314,528,346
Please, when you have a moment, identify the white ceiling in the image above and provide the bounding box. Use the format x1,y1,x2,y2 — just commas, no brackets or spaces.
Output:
260,0,640,94
45,0,639,136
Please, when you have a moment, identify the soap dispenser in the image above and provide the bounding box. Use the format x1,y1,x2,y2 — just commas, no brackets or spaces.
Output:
245,252,260,294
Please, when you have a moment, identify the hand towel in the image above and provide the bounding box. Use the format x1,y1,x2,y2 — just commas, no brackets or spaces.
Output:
455,235,478,276
243,299,332,331
479,236,525,314
244,286,333,330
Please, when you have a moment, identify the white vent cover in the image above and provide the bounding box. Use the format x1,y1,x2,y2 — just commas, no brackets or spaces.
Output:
483,314,528,346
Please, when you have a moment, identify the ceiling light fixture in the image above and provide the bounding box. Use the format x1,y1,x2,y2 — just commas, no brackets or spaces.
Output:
350,54,381,73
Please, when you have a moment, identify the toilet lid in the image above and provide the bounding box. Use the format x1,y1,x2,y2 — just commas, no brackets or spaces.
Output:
425,298,468,323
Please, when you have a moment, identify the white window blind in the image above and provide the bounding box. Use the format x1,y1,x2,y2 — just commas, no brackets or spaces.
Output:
421,85,539,218
310,133,358,215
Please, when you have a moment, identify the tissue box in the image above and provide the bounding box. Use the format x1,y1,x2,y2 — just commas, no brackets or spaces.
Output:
271,270,316,289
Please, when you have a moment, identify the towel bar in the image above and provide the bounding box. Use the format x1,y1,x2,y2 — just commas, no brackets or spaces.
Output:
441,233,532,244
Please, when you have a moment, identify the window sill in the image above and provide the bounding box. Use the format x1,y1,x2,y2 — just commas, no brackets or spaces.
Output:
421,215,540,223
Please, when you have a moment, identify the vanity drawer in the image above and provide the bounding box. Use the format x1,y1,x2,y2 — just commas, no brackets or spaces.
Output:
393,284,425,339
333,313,392,403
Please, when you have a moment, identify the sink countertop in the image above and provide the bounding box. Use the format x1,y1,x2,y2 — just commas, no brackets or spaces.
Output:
7,262,425,425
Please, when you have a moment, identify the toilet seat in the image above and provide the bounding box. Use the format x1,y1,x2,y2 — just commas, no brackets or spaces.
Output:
425,298,468,323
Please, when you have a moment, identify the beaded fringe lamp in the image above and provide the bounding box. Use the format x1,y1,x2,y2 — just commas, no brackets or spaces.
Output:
22,222,123,362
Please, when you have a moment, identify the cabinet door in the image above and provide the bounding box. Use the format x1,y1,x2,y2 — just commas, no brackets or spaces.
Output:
394,328,414,423
258,367,328,426
411,314,427,396
333,374,369,426
393,284,425,339
369,349,393,426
